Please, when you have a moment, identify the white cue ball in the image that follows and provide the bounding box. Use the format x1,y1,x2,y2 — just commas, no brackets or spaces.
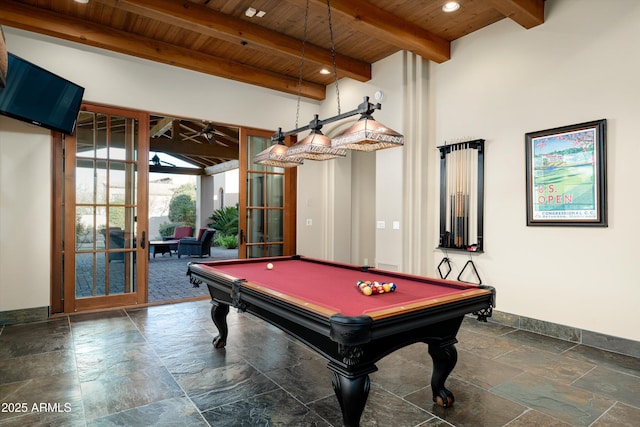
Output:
266,263,274,270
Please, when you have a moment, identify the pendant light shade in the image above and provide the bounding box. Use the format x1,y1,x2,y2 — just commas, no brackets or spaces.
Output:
286,129,347,160
285,114,347,160
332,113,404,151
254,141,304,168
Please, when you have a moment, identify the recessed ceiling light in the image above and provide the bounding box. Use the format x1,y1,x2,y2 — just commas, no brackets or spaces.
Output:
442,2,460,13
74,0,89,4
319,68,331,75
245,7,266,18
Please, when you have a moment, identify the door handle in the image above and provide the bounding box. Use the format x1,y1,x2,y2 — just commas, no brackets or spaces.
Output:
140,230,146,249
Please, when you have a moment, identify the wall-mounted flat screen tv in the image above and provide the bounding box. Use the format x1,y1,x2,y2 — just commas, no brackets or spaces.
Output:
0,53,84,135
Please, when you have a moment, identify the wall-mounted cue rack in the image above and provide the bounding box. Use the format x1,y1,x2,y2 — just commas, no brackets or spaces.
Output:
438,139,485,252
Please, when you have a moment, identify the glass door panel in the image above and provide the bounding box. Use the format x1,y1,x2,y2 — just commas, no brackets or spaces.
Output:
63,105,148,312
266,174,284,207
266,210,284,242
239,129,296,258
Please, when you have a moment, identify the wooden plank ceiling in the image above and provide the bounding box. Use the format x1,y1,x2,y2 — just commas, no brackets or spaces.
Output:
147,115,241,173
0,0,544,172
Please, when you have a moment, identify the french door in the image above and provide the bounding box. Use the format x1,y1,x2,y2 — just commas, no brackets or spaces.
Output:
54,104,149,313
239,128,297,258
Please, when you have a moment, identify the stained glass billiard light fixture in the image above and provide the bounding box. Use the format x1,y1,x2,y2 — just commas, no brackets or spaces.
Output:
253,128,305,168
253,0,404,168
331,98,404,152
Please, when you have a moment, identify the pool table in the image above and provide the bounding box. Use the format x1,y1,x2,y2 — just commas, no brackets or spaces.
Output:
187,255,495,427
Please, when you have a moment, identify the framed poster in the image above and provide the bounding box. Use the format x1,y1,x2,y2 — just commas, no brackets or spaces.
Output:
525,119,607,226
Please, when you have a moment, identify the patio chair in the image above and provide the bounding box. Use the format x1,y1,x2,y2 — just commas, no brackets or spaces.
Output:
177,228,215,258
163,225,193,252
107,228,136,263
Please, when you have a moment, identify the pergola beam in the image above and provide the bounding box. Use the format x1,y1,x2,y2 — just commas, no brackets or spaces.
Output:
150,139,238,160
150,118,174,138
149,165,204,175
204,160,239,176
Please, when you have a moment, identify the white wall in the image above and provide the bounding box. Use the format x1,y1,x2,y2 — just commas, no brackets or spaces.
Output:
428,0,640,341
212,169,239,211
0,116,51,311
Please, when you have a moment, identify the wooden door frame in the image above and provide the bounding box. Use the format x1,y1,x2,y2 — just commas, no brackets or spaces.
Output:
52,103,149,313
51,132,64,314
238,127,297,258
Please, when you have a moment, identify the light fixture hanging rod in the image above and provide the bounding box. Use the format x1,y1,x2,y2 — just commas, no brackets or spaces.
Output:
272,96,381,142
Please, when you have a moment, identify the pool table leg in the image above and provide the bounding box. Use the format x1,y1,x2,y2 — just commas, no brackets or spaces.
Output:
330,370,371,427
210,302,230,349
428,340,457,407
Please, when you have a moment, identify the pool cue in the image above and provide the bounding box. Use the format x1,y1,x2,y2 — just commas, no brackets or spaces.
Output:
463,144,468,246
448,147,454,247
464,144,469,247
455,144,463,247
452,145,457,247
466,145,472,247
459,144,464,247
445,145,450,245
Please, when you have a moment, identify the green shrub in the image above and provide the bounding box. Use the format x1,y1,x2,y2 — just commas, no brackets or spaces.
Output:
158,222,176,238
215,234,238,249
168,192,195,227
208,205,238,237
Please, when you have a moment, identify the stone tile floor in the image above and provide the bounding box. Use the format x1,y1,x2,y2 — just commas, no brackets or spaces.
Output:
0,298,638,426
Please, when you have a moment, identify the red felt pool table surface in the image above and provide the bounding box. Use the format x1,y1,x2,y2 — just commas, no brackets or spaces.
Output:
194,257,491,319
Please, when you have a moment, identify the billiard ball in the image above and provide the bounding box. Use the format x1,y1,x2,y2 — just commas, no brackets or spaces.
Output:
362,286,373,296
266,263,273,270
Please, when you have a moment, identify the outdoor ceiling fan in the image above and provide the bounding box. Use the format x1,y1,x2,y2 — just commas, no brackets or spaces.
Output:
182,121,228,146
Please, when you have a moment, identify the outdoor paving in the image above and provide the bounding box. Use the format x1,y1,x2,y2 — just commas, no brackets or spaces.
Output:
148,247,238,303
75,247,238,303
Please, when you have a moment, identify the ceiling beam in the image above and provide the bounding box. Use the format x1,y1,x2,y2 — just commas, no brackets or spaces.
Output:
171,120,181,141
94,0,371,83
150,138,238,160
210,125,239,144
205,160,239,176
0,0,326,99
149,165,204,175
150,118,173,138
302,0,450,63
489,0,545,29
